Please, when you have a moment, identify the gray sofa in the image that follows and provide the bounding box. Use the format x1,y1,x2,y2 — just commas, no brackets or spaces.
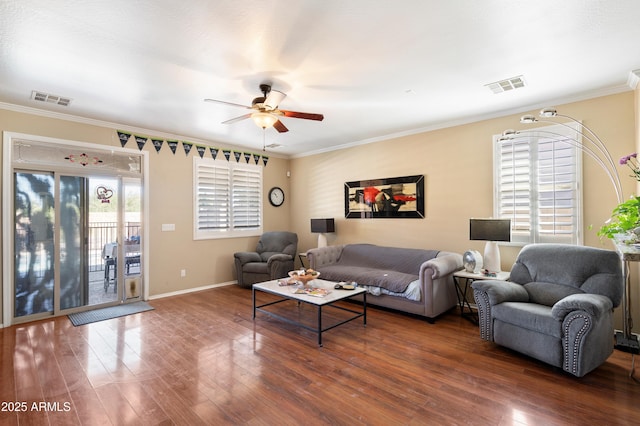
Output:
472,244,623,377
306,244,462,321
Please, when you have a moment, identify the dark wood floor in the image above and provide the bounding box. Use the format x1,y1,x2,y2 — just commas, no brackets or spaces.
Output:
1,285,639,425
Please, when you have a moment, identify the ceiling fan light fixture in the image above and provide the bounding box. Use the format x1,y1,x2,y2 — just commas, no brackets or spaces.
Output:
252,112,279,129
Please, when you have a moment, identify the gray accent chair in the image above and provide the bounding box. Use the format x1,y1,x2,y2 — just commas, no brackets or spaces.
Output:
472,244,623,377
234,231,298,288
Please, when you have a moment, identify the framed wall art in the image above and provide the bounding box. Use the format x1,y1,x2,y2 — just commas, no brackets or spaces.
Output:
344,175,425,219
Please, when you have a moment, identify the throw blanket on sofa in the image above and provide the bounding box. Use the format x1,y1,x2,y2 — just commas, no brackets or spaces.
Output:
317,244,439,293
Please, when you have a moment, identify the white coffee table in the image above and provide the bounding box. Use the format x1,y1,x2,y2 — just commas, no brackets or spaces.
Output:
252,278,367,346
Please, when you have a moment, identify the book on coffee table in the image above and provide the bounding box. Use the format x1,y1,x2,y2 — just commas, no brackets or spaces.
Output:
293,287,331,297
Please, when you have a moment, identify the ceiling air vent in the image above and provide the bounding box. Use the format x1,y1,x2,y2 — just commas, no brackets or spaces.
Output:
31,90,72,106
485,75,526,94
265,143,282,149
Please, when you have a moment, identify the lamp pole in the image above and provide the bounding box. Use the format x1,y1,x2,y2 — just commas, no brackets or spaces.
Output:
503,108,638,354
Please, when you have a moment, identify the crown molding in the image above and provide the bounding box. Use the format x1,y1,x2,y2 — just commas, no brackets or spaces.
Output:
627,69,640,90
292,84,632,159
1,80,632,161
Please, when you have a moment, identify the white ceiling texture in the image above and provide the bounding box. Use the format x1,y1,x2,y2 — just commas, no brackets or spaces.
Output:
1,1,639,157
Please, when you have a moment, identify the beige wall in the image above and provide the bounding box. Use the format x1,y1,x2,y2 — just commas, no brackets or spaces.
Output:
0,108,291,323
1,90,637,328
290,91,637,328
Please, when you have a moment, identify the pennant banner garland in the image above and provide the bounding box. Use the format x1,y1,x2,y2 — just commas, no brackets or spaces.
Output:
151,138,163,153
167,140,179,154
111,130,270,166
135,135,147,151
196,145,206,158
182,142,193,156
117,131,131,147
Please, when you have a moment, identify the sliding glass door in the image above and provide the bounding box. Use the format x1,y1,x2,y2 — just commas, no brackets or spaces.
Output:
4,134,147,325
14,172,55,317
59,175,88,310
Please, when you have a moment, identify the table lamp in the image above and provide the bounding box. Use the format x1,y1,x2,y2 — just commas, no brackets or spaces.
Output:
469,218,511,273
311,218,335,248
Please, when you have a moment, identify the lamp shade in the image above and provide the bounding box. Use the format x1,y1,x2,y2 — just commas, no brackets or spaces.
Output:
469,218,511,242
311,218,335,233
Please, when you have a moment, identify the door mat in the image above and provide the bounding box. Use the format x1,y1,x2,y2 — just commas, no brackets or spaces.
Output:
68,301,154,326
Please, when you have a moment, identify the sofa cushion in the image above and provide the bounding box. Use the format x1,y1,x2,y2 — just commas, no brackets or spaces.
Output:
524,281,583,307
336,244,439,274
313,244,440,293
317,265,417,293
260,251,281,262
492,302,562,339
243,262,269,274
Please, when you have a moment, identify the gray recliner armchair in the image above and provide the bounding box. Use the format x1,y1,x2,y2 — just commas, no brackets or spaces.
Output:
472,244,623,377
234,231,298,288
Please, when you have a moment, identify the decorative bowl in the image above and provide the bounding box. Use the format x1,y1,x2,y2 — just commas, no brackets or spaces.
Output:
288,269,320,285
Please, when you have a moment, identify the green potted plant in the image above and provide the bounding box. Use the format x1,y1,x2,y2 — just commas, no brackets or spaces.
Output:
598,153,640,241
598,195,640,240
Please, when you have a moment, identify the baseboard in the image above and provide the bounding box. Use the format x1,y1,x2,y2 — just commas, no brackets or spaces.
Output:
0,283,238,328
148,281,236,301
614,329,640,354
614,329,640,338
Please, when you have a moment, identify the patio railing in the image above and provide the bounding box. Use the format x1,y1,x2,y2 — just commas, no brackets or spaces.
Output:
89,222,140,271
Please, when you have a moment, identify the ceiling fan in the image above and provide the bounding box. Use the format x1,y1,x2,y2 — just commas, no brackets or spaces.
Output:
204,84,324,133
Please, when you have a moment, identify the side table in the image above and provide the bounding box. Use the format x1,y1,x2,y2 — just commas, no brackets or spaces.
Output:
298,252,308,269
452,270,510,324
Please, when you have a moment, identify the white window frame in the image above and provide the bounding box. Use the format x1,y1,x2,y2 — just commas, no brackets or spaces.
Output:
193,156,263,240
493,122,583,245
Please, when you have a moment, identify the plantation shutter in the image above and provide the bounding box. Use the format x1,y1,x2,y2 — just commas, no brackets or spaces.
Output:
196,162,230,231
494,123,581,245
232,167,261,229
194,158,262,239
497,138,531,243
537,137,578,243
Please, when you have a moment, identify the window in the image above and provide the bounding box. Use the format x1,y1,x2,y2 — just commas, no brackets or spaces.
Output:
194,157,263,239
494,123,582,245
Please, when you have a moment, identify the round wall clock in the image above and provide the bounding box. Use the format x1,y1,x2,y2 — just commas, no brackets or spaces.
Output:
268,187,285,207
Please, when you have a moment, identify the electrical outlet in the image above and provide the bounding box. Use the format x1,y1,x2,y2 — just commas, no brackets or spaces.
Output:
180,269,186,277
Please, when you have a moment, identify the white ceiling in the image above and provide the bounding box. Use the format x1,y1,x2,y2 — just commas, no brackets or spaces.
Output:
1,0,639,157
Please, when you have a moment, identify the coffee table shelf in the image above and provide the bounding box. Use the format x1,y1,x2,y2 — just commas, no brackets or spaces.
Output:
252,279,367,346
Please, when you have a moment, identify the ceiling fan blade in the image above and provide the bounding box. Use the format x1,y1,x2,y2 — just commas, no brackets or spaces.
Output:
273,120,289,133
222,113,252,124
204,98,251,109
280,110,324,121
264,90,286,110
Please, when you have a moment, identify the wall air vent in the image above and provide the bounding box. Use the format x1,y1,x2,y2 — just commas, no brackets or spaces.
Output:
31,90,72,106
485,75,526,94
